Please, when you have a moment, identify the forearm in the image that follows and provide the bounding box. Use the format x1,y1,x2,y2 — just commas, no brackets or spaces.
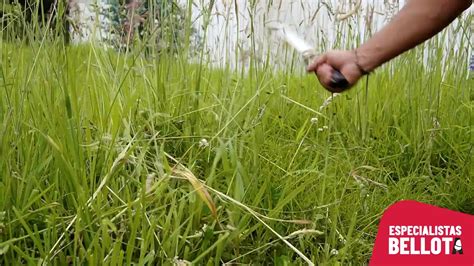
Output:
357,0,471,72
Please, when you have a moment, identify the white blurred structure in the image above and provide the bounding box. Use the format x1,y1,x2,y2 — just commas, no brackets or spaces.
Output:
70,1,405,47
71,0,472,69
187,0,471,69
69,0,109,43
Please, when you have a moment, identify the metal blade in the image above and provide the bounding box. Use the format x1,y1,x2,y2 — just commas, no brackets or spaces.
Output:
268,22,313,55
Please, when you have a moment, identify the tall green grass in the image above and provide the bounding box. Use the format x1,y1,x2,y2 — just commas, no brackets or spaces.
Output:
0,1,473,265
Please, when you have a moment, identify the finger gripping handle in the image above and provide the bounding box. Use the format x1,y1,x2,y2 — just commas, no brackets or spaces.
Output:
329,70,349,89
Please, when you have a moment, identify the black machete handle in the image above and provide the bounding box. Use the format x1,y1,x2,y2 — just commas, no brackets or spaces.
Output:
329,70,349,89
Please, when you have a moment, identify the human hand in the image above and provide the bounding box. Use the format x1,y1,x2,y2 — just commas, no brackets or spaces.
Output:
307,50,366,93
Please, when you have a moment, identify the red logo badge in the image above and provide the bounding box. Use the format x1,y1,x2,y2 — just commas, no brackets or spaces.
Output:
370,200,474,265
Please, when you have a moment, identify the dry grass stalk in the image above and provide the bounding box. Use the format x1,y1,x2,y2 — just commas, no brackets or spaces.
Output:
336,0,362,21
350,170,388,190
319,93,340,111
172,166,218,219
145,173,156,194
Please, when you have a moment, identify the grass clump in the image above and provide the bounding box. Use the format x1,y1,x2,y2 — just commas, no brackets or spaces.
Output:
0,2,473,265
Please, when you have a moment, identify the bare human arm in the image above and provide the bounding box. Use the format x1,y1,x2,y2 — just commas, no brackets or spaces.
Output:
307,0,472,93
